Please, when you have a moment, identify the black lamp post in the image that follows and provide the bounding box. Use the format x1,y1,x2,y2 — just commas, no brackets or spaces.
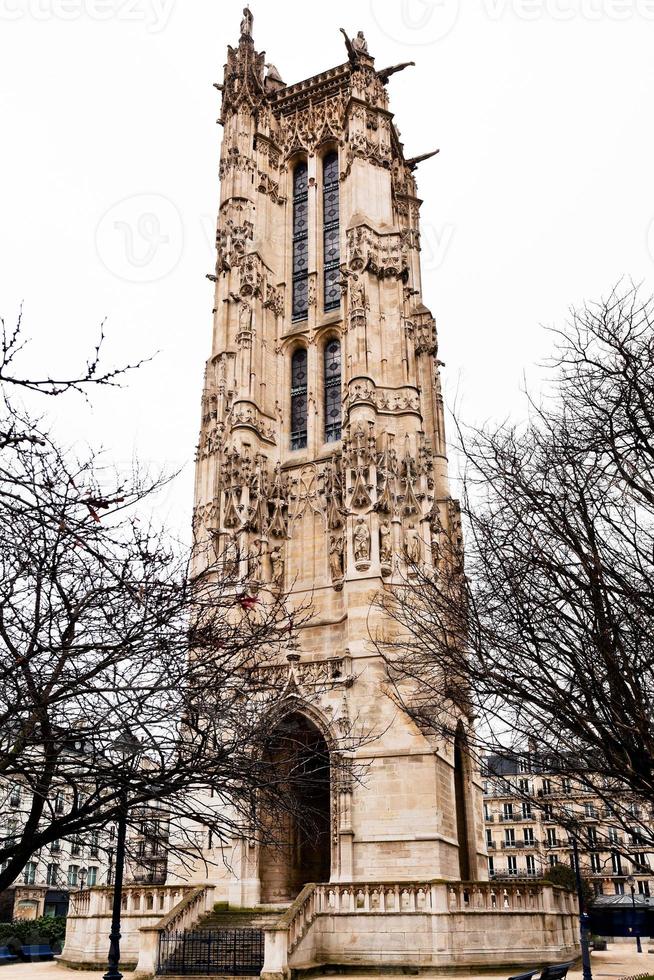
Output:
627,876,643,954
571,836,593,980
78,866,88,893
104,733,141,980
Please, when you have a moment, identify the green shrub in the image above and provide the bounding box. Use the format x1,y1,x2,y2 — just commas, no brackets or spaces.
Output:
0,915,66,951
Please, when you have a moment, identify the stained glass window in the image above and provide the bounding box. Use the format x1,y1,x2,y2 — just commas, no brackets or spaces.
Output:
290,348,308,450
292,162,309,321
323,152,340,312
324,339,342,442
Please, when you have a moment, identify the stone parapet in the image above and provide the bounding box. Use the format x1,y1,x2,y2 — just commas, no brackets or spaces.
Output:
261,880,580,979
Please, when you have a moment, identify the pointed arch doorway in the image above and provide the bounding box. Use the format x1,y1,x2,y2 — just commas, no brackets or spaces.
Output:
259,712,331,904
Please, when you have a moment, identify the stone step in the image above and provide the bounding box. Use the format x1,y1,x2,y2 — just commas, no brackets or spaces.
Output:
194,906,286,931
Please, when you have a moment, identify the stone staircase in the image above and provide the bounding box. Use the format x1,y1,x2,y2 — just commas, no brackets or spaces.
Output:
195,903,286,931
157,902,287,978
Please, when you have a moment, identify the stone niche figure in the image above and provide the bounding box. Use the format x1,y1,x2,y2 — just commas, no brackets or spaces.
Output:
430,521,442,568
223,535,239,579
353,517,371,569
249,539,263,583
329,533,345,589
349,275,366,311
270,546,284,588
379,520,392,569
404,523,421,565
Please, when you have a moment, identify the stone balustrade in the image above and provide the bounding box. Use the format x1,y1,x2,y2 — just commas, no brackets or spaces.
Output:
261,879,580,980
60,884,196,972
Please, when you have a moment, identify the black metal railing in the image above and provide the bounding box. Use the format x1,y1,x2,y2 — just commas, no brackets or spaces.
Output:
158,929,264,976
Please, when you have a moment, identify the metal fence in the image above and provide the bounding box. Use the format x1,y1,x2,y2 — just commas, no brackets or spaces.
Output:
158,928,264,976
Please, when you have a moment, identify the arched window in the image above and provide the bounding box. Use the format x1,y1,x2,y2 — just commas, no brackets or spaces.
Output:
292,162,309,321
290,348,308,450
323,340,341,443
322,152,340,312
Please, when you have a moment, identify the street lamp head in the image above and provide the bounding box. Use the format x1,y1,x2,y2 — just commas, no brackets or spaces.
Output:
78,866,88,891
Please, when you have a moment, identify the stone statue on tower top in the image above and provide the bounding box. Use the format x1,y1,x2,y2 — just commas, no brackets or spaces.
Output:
240,6,253,38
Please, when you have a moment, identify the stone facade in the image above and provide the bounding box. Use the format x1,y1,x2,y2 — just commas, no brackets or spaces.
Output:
484,752,654,897
187,12,486,905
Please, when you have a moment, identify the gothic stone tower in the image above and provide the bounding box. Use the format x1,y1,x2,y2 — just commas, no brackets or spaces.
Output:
192,10,487,905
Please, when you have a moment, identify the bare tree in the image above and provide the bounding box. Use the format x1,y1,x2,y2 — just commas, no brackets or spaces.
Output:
375,282,654,849
0,309,146,449
0,414,325,891
0,313,356,891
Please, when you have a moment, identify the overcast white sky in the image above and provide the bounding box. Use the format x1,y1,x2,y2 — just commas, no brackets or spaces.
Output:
1,0,653,538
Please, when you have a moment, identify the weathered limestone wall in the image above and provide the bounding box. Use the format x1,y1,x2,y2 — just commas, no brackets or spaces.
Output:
289,910,579,971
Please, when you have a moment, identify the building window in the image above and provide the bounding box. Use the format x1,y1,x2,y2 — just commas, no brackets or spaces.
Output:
611,851,623,875
87,866,98,887
290,348,308,450
634,852,649,872
486,829,493,847
522,802,532,820
638,880,650,896
546,827,558,847
507,855,517,875
67,864,79,887
524,827,535,845
484,804,491,821
614,880,625,895
54,792,64,815
488,856,495,877
23,862,36,885
543,804,554,820
518,778,531,796
541,778,552,796
526,854,536,875
504,828,515,847
587,826,598,846
323,340,341,442
548,855,559,867
90,832,99,858
608,827,620,844
561,778,571,794
322,151,340,312
71,837,82,857
503,803,513,820
292,161,309,321
46,863,59,886
590,852,602,873
585,803,598,819
9,784,21,808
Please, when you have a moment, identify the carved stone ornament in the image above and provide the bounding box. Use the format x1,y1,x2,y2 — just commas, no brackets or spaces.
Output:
379,519,392,574
353,517,371,570
329,532,345,590
404,522,421,566
270,545,285,587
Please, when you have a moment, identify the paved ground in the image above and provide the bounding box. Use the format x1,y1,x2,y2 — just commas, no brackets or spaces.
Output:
0,944,651,979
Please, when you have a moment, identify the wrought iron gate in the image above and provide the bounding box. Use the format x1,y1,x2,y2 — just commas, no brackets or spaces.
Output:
157,928,264,976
